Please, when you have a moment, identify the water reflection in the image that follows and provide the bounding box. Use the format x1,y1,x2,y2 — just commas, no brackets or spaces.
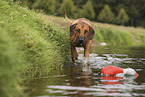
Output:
100,76,137,85
101,76,124,84
27,45,145,97
70,66,90,87
45,64,142,97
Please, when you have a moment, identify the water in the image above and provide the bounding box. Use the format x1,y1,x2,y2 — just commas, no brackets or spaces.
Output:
27,45,145,97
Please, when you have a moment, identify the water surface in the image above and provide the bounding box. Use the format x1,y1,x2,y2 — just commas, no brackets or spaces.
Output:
27,45,145,97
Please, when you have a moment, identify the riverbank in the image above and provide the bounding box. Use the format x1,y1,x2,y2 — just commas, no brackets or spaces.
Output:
46,15,145,45
0,1,70,97
1,1,145,97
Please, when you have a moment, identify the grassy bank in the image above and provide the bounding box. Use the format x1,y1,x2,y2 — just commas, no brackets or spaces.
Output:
0,25,24,97
0,1,70,97
45,15,145,45
94,27,135,45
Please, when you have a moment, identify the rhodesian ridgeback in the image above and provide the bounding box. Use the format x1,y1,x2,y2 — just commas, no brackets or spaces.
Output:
64,11,95,65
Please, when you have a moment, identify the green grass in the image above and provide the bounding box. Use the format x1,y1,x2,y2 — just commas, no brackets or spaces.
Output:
94,27,135,45
0,24,24,97
45,15,145,45
134,32,145,43
1,0,70,76
0,1,70,97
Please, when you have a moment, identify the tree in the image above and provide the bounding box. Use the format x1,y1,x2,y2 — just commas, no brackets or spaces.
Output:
59,0,76,18
117,8,129,25
81,1,95,20
32,0,56,14
97,4,115,23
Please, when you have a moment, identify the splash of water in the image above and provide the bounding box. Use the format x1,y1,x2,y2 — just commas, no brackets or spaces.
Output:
76,54,124,69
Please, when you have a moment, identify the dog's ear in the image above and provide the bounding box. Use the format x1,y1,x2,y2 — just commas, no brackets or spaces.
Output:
70,23,77,37
89,26,95,40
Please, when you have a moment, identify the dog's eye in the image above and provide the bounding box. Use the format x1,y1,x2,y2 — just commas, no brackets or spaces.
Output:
84,30,88,34
76,29,80,33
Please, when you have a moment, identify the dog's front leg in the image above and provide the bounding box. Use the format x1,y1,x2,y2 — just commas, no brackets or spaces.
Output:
71,45,78,62
84,41,92,65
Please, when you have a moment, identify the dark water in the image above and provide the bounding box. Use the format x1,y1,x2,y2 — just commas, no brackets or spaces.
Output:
27,45,145,97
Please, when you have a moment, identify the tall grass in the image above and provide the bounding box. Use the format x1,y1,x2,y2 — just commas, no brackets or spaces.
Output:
0,0,70,97
0,25,24,97
1,0,70,76
95,27,136,45
135,33,145,43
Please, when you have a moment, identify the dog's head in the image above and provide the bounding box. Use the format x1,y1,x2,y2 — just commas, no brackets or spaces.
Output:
70,23,95,47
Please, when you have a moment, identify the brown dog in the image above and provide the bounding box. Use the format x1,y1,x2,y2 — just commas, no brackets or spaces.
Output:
64,11,95,65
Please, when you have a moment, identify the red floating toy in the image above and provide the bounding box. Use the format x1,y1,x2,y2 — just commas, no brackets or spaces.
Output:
100,65,139,77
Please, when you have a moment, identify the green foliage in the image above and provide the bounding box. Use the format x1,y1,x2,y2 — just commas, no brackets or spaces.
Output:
13,0,145,27
0,0,70,96
81,1,95,19
135,33,145,43
117,8,129,25
59,0,76,17
98,4,115,23
32,0,56,14
0,25,24,97
96,27,135,45
1,0,70,76
94,30,104,43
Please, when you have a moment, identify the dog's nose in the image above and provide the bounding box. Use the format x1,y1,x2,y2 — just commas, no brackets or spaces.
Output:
79,38,84,43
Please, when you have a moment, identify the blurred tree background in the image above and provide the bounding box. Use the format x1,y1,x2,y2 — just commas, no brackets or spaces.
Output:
97,4,115,23
117,8,129,25
14,0,145,27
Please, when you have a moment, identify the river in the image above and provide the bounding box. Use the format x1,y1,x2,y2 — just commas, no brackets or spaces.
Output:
26,45,145,97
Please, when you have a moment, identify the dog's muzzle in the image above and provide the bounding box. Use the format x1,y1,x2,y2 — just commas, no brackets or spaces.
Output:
76,37,86,47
